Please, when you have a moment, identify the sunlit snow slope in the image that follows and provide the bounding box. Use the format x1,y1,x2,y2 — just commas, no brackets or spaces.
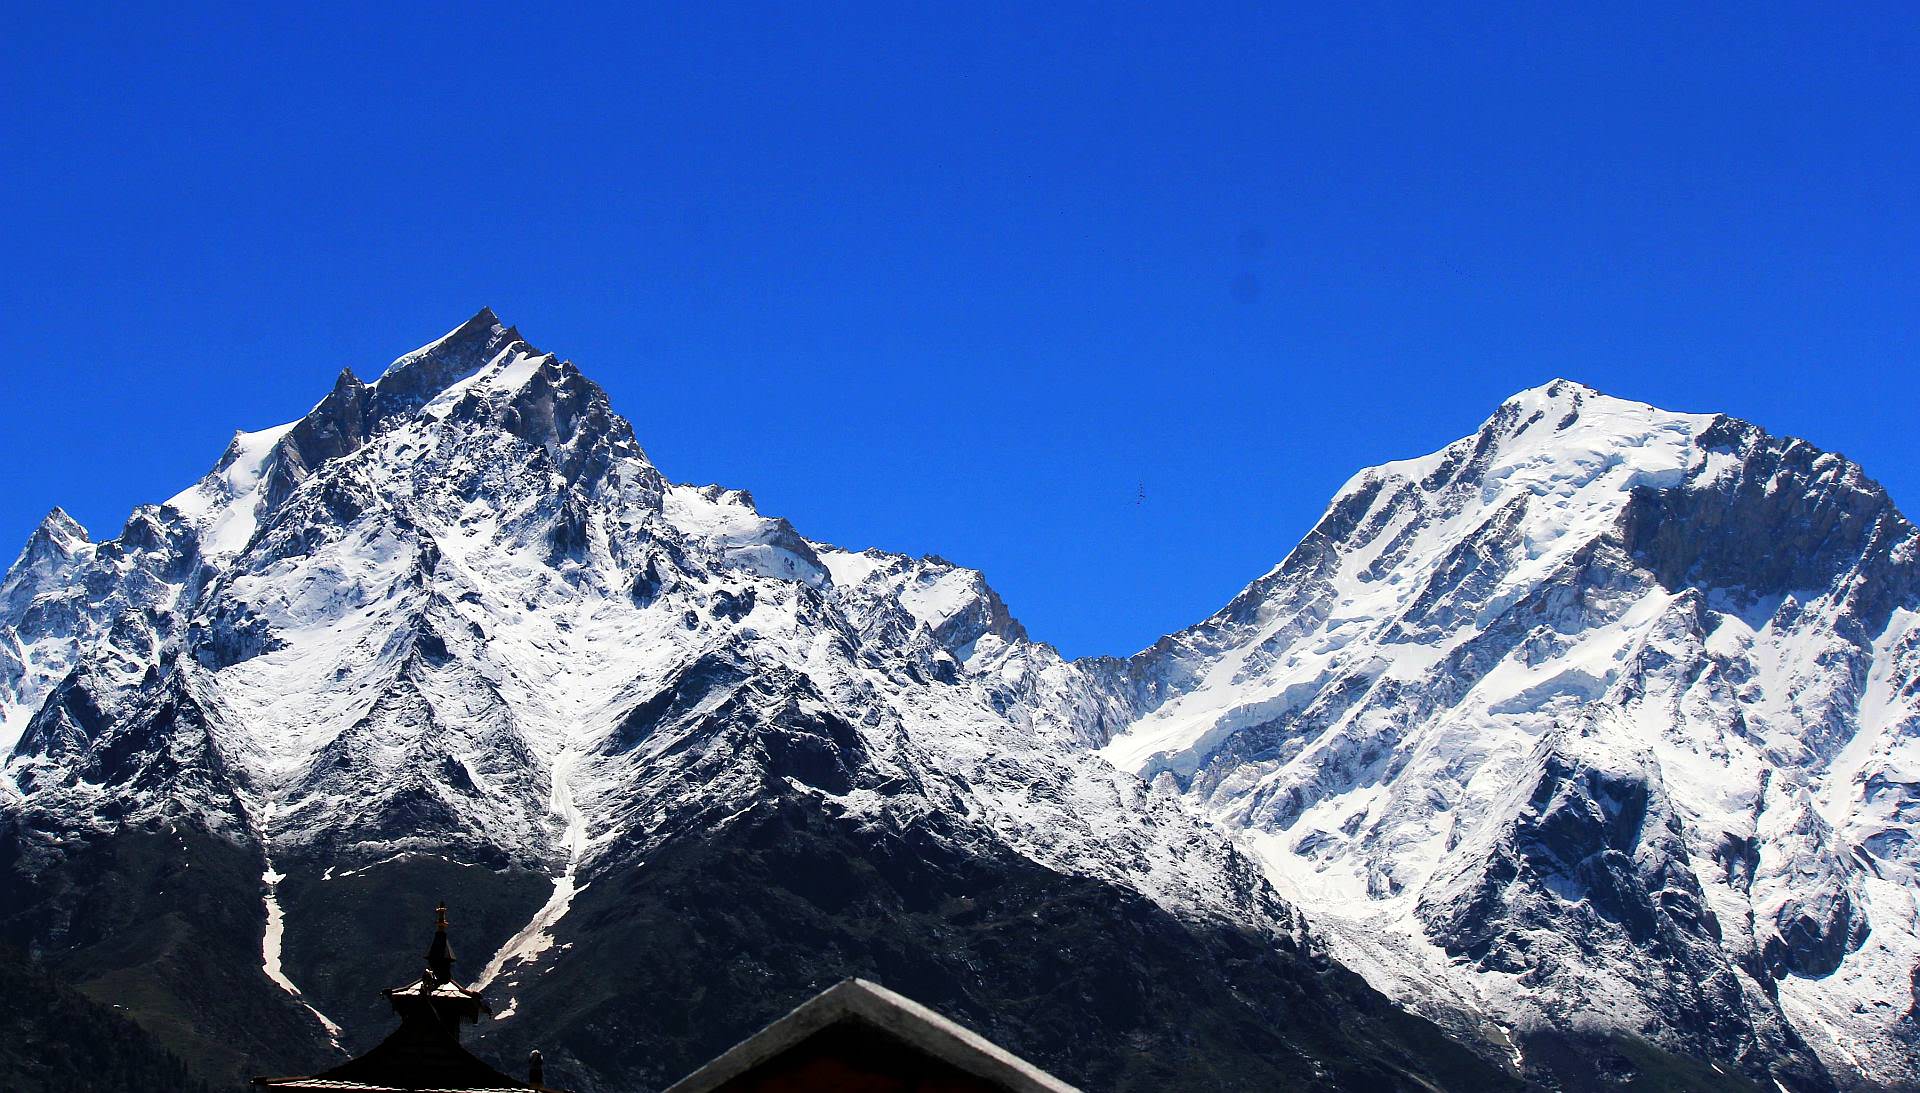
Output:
1096,380,1920,1090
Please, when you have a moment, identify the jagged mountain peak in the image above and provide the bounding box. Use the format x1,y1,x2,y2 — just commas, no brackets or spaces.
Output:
31,506,89,546
368,308,534,417
1092,379,1920,1088
154,311,662,568
0,316,1534,1093
4,319,1912,1091
380,307,522,373
8,507,92,572
1350,379,1707,499
2,508,97,623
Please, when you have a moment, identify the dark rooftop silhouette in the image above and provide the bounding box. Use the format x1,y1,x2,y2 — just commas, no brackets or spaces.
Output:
252,902,556,1093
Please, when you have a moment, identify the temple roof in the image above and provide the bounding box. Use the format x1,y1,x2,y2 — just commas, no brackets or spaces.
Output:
254,993,527,1092
386,977,492,1005
663,978,1080,1093
383,904,488,1024
254,902,546,1092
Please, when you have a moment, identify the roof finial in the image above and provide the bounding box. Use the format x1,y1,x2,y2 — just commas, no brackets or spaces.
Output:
425,900,456,982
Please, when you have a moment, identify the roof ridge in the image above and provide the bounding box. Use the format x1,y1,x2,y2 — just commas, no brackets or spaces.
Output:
662,977,1080,1093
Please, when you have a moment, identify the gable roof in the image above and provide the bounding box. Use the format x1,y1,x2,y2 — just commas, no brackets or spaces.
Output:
662,979,1081,1093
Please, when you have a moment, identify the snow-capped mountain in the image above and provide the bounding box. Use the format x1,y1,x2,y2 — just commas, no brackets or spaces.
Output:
0,312,1513,1093
8,316,1913,1092
1091,380,1920,1090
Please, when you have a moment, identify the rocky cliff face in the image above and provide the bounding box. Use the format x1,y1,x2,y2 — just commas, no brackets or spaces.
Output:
0,312,1517,1093
1092,380,1920,1090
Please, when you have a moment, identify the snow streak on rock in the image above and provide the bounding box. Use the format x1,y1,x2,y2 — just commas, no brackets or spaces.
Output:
474,748,588,1010
257,803,343,1047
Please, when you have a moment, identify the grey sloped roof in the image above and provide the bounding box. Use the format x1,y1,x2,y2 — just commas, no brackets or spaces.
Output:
663,978,1081,1093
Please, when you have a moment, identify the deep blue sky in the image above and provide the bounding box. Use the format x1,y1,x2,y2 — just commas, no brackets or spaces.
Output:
4,6,1916,658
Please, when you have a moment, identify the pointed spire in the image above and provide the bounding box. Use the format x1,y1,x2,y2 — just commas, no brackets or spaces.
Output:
396,308,514,371
370,310,531,416
29,507,91,554
425,901,455,982
7,507,93,585
39,506,88,541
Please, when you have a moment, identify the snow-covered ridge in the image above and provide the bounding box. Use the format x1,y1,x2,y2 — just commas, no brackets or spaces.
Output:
1096,377,1920,1087
5,320,1913,1090
1104,380,1714,775
164,307,549,563
0,311,1302,1073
